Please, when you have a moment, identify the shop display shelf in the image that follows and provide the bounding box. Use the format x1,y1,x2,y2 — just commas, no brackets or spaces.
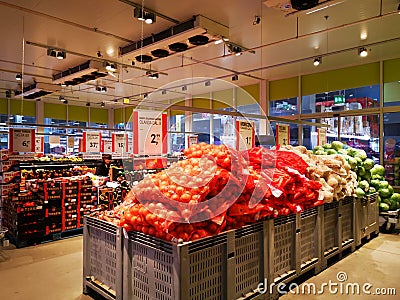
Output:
83,217,122,300
123,221,270,300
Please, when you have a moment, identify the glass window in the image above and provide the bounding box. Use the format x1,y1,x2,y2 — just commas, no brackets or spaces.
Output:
169,114,185,152
0,114,7,149
9,115,36,128
193,113,210,144
302,85,380,114
383,113,400,186
384,81,400,107
270,122,299,146
269,97,298,117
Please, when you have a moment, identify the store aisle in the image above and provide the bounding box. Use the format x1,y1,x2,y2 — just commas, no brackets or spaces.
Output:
0,234,399,300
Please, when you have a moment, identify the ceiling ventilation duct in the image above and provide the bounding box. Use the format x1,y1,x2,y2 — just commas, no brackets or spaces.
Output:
15,82,61,99
290,0,319,10
120,15,229,63
52,60,108,86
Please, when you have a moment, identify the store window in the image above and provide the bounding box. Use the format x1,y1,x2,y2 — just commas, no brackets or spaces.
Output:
193,113,211,144
0,114,7,149
270,122,299,146
302,85,380,114
269,97,298,117
383,113,400,186
9,115,36,128
169,114,185,152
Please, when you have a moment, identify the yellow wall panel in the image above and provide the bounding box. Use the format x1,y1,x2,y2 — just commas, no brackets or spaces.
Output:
10,99,36,117
0,98,7,114
269,77,298,101
384,58,400,83
213,89,234,109
69,105,88,122
44,103,66,119
113,108,124,124
90,107,108,124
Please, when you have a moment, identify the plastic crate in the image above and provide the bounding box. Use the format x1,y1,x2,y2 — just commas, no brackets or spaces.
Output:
270,214,296,283
123,222,269,300
299,207,320,272
340,197,355,249
355,193,379,246
322,202,339,257
83,217,122,300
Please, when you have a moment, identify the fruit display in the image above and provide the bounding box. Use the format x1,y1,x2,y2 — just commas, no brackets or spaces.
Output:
35,155,83,162
98,143,324,242
21,167,95,180
311,142,400,211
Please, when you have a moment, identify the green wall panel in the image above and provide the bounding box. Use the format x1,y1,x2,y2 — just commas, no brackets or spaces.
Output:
69,105,88,122
113,108,124,124
384,58,400,83
125,106,134,123
237,84,260,106
213,89,234,109
269,77,298,101
193,93,210,109
90,107,108,124
302,62,380,95
10,99,36,117
384,82,400,103
0,98,7,114
44,103,66,120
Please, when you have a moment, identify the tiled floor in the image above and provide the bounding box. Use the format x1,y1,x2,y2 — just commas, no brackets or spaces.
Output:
0,233,399,300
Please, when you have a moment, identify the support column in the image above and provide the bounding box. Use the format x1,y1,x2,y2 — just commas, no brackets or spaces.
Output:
259,80,268,135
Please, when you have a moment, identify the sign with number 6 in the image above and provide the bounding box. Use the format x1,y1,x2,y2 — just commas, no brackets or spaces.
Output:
10,128,35,153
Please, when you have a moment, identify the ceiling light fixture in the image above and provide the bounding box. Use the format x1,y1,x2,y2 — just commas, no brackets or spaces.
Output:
96,86,107,92
15,74,22,81
313,56,322,66
61,82,67,87
59,96,66,102
100,102,105,108
232,74,238,81
86,102,91,107
182,85,187,91
358,47,368,57
161,89,167,95
56,51,66,60
205,80,211,86
105,62,116,72
47,48,56,57
134,7,156,24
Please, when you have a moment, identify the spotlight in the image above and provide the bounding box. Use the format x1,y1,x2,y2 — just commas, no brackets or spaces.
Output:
47,49,56,57
144,12,156,24
232,74,238,81
134,7,145,21
358,47,368,57
161,90,167,95
63,100,68,104
15,74,22,81
97,51,102,58
143,93,148,99
105,62,116,72
398,3,400,13
56,51,66,60
59,96,66,102
96,86,107,92
182,85,187,91
313,56,322,66
86,102,91,107
205,80,211,86
5,90,11,98
100,102,105,108
61,82,67,87
146,71,159,79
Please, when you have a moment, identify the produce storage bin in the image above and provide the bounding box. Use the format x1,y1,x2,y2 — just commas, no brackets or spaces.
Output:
320,202,340,269
123,222,270,300
355,193,379,246
83,216,122,300
298,207,321,274
339,197,355,252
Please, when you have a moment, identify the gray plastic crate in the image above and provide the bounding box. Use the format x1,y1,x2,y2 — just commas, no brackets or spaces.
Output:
269,214,297,283
123,222,269,300
321,202,339,256
298,207,321,273
340,197,355,252
83,216,122,300
355,193,379,246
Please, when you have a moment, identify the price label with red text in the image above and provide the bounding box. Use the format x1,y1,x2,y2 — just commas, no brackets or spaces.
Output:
236,120,255,151
10,129,35,153
82,132,102,153
112,133,128,153
133,110,167,155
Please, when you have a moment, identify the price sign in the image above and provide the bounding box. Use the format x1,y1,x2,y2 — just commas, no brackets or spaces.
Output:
35,137,44,153
9,129,35,153
103,140,112,154
68,137,75,149
187,135,198,147
236,120,255,151
133,110,167,155
49,135,60,144
112,133,128,153
276,124,290,146
82,132,102,153
317,128,327,146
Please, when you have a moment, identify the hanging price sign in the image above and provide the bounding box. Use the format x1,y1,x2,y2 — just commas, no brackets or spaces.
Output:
317,128,327,146
276,124,290,146
68,137,75,149
112,133,128,153
133,110,167,155
236,120,255,151
82,132,102,153
49,135,60,144
35,137,44,153
187,135,198,148
103,140,112,154
9,129,35,153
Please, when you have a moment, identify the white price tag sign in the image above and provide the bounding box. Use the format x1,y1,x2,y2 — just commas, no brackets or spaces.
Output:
35,137,44,153
10,129,35,153
103,140,112,154
49,135,61,144
68,137,75,149
276,124,290,146
112,133,127,153
133,110,167,155
317,128,327,146
187,135,198,147
83,132,102,153
236,120,254,151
